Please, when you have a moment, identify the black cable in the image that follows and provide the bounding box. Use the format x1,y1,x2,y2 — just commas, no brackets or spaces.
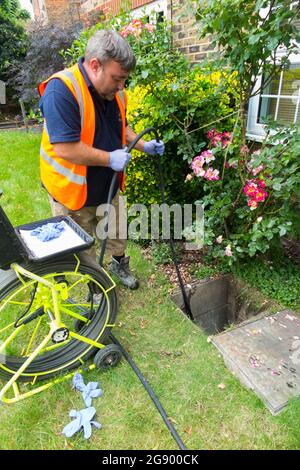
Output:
99,128,193,450
99,128,161,266
99,127,193,320
14,282,38,328
155,151,194,320
110,333,187,451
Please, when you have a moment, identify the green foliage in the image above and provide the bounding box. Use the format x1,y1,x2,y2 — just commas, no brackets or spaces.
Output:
0,0,30,78
196,0,300,103
191,263,220,279
150,241,181,265
0,131,50,224
232,253,300,309
12,22,81,108
188,124,300,264
125,66,238,207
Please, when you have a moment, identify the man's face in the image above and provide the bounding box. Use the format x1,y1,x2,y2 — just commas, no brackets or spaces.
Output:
89,59,129,100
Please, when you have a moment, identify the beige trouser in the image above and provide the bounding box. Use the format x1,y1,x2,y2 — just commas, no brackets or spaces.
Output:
48,189,127,260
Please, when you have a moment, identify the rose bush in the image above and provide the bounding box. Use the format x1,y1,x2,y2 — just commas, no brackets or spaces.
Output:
188,124,300,264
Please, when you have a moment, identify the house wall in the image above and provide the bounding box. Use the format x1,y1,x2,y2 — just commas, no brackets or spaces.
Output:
31,0,48,23
170,0,217,65
32,0,81,25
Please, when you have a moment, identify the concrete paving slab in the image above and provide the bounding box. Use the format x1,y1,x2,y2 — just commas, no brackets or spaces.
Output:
212,310,300,414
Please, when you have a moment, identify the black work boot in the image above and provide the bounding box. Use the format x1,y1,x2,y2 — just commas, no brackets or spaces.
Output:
108,256,139,289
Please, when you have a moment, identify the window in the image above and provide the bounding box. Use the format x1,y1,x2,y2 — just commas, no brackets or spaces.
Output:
247,55,300,141
247,7,300,141
131,0,167,24
258,64,300,126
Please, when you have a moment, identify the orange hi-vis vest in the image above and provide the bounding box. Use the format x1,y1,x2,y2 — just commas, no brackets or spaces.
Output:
38,63,127,211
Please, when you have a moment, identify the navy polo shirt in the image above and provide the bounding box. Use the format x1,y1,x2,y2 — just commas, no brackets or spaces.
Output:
39,58,123,206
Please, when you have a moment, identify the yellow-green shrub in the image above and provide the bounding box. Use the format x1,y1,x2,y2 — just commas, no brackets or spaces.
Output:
124,67,238,206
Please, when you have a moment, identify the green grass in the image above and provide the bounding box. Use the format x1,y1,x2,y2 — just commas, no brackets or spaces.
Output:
0,130,51,224
0,131,300,450
231,255,300,311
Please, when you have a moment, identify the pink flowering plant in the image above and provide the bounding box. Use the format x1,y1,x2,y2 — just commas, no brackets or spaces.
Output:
188,124,300,264
120,19,155,38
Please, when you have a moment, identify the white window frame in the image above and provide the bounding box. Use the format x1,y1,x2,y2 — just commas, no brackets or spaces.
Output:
131,0,168,23
247,51,300,142
247,3,300,142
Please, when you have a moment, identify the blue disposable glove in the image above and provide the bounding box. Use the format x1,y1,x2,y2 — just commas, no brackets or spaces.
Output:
62,407,101,439
31,222,65,242
72,373,103,407
109,149,132,172
144,140,165,156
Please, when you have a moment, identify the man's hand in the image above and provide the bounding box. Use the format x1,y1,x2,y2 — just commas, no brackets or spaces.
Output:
144,140,165,156
109,149,132,172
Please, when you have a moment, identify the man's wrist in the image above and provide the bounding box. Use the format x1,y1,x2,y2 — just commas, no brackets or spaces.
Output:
97,149,110,167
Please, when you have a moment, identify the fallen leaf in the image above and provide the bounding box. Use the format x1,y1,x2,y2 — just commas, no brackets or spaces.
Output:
160,350,172,356
129,329,138,337
168,416,177,424
140,319,148,329
64,439,74,449
271,369,281,376
184,426,193,436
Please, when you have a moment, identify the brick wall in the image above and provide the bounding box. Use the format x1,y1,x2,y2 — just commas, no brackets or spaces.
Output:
170,0,217,65
32,0,81,25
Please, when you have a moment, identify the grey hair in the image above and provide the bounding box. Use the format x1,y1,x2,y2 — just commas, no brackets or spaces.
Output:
85,30,136,71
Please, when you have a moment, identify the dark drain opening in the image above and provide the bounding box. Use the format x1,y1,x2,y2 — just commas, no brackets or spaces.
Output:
171,274,274,335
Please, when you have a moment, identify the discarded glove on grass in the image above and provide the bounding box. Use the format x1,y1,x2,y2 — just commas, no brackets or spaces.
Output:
31,222,65,242
72,373,103,407
62,407,101,439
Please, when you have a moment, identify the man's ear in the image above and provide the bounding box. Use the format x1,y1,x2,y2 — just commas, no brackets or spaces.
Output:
89,58,101,74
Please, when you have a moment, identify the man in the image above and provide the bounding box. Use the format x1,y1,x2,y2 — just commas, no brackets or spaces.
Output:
39,29,164,289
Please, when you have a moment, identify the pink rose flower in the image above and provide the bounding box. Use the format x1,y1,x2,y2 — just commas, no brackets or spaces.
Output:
204,168,220,181
253,190,268,202
201,149,215,164
244,181,258,197
248,199,258,210
257,179,266,189
144,23,155,33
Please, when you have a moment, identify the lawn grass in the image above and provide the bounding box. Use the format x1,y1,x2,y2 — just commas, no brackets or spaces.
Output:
0,131,300,450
